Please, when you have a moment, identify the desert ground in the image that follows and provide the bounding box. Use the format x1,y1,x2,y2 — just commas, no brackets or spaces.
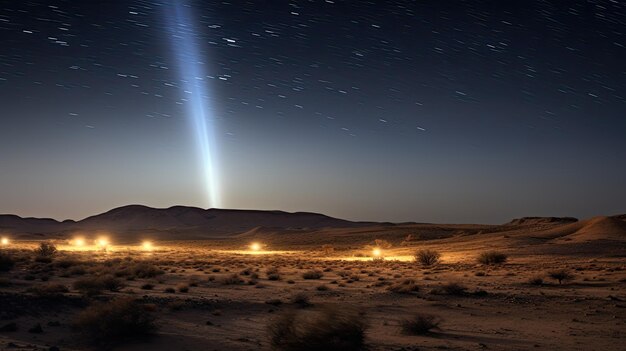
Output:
1,215,625,350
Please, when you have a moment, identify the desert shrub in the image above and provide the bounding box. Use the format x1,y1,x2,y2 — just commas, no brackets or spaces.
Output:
55,258,81,269
0,252,15,271
268,306,367,351
219,273,244,285
430,282,467,296
316,284,329,291
528,276,544,285
548,269,574,284
291,292,311,307
132,262,164,278
35,242,58,257
140,283,154,290
400,313,441,335
387,279,419,294
73,275,124,296
302,270,323,279
415,249,441,266
268,273,281,281
73,298,156,346
177,284,189,293
27,283,69,297
477,251,507,265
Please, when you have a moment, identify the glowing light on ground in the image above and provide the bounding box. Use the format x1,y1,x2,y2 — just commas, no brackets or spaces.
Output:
162,0,221,208
71,237,86,247
95,237,110,250
142,241,154,251
372,248,382,257
1,237,9,246
250,242,262,252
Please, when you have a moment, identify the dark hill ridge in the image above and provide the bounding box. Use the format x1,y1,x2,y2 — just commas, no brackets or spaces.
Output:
0,205,373,238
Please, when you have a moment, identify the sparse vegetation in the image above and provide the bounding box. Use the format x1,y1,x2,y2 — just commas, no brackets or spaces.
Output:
35,242,58,258
73,298,156,346
73,275,124,296
415,249,441,266
548,269,574,284
302,270,323,279
400,313,441,335
388,279,419,294
219,273,244,285
477,251,508,265
430,282,467,296
268,306,367,351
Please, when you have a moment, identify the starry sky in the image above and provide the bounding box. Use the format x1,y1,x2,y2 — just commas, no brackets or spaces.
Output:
0,0,625,224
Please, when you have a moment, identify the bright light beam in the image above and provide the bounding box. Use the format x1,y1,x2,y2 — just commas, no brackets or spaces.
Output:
161,0,221,208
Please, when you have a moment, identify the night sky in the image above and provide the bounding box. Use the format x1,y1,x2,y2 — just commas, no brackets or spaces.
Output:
0,0,625,224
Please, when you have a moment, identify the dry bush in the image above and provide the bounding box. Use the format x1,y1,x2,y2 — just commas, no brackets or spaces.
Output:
528,276,544,285
415,249,441,266
388,279,419,294
27,283,69,297
302,270,323,279
430,282,467,296
400,313,441,335
291,292,311,307
132,262,164,278
548,269,574,284
177,284,189,293
219,273,244,285
268,306,367,351
55,258,81,269
73,298,156,347
35,242,58,257
73,275,124,296
0,252,15,271
477,251,508,265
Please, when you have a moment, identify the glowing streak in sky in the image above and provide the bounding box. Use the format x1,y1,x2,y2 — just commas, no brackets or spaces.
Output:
162,0,221,208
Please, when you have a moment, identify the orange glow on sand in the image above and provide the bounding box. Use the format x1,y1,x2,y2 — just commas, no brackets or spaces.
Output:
250,242,262,251
372,248,382,257
1,237,9,246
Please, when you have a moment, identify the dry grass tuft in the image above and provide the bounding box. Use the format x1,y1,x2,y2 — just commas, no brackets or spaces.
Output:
400,313,441,335
302,270,323,279
388,279,419,294
548,269,574,284
477,251,508,265
415,249,441,266
73,297,156,347
268,306,367,351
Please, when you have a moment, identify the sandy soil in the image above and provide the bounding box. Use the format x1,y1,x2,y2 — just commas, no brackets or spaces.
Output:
0,218,625,350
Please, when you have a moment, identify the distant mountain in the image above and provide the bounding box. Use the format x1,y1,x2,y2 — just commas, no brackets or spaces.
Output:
0,205,373,240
